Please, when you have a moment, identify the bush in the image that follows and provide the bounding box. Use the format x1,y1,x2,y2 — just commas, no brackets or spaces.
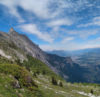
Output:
59,81,63,87
51,77,58,85
42,70,46,75
15,59,22,66
90,89,94,94
33,72,37,77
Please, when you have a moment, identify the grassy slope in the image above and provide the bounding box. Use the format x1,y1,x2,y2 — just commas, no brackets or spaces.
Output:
0,56,100,97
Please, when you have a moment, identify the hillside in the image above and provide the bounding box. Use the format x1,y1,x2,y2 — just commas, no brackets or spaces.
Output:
1,56,100,97
0,28,87,83
1,28,100,83
0,28,100,96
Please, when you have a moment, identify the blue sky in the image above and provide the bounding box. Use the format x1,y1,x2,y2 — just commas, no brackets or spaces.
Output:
0,0,100,51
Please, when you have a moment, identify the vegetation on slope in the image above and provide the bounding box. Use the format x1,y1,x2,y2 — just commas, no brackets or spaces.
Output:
0,56,64,97
0,56,100,97
0,57,44,97
22,55,62,80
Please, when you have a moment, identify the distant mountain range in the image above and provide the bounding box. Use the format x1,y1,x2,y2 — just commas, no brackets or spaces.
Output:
47,48,100,57
47,49,100,83
1,28,100,83
47,48,100,66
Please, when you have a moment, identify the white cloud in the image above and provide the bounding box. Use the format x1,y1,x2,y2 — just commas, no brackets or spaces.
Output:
67,29,98,39
47,19,73,27
0,0,49,19
78,16,100,27
89,37,100,44
18,24,54,43
40,37,100,51
19,0,51,19
40,45,56,51
0,0,25,23
0,0,64,19
0,0,83,22
40,44,67,51
61,37,74,44
75,37,100,50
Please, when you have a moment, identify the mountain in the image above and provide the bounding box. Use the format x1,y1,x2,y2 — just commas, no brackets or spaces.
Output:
48,49,100,83
0,28,55,71
1,28,100,97
9,28,49,64
46,54,86,82
73,48,100,66
0,28,84,82
47,50,69,57
48,48,100,66
47,49,95,57
1,28,100,84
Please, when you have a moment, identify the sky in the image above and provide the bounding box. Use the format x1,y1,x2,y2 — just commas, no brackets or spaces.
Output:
0,0,100,51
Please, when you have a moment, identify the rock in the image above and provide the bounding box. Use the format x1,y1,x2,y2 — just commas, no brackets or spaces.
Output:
11,80,20,88
5,85,8,88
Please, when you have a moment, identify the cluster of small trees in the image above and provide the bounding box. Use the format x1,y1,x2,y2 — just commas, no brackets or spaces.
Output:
51,76,63,87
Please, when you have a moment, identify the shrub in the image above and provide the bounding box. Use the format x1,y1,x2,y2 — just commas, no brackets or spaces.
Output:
59,81,63,87
15,59,22,66
90,89,94,94
42,70,46,75
51,77,58,85
33,72,37,77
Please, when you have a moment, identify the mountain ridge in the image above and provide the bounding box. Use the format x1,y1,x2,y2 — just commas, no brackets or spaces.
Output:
0,28,82,82
1,28,100,83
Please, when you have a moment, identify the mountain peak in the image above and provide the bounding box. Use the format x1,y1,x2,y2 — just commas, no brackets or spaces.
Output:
9,27,15,32
9,27,18,35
